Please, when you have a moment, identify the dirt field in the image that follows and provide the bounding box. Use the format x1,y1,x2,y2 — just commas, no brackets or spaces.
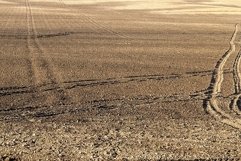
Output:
1,0,241,160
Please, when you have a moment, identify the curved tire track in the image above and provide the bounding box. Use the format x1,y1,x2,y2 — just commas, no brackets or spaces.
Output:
230,46,241,114
205,24,241,129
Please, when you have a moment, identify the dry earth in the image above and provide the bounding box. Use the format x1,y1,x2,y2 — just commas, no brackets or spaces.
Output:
1,0,241,160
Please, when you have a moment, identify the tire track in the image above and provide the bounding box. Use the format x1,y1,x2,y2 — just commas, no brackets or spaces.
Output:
39,5,71,104
233,48,241,94
0,69,227,97
0,90,209,121
25,0,38,93
0,32,74,39
25,0,68,105
230,46,241,115
205,24,241,129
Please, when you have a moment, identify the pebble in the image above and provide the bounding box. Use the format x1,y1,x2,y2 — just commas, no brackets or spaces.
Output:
0,138,4,145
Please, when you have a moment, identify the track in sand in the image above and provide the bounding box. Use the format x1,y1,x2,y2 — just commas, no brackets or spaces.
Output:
205,24,241,129
25,0,68,105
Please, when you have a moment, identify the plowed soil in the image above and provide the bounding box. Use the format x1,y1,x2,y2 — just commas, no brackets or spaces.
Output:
1,0,241,160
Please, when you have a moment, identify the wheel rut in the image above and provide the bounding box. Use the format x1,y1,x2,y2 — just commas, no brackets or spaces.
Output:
0,89,209,121
205,24,241,129
0,69,224,97
230,42,241,115
25,0,68,105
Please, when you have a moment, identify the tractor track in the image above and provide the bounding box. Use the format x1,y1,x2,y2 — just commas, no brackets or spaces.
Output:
205,24,241,129
25,0,68,105
230,43,241,115
0,89,209,121
0,69,229,97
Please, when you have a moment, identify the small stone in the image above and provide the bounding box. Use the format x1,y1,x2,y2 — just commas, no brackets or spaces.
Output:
29,119,36,122
103,135,108,140
0,138,4,145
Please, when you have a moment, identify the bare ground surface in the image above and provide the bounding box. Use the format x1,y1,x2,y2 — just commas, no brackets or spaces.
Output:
1,0,241,160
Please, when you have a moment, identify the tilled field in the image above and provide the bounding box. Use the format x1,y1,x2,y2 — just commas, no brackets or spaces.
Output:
1,0,241,160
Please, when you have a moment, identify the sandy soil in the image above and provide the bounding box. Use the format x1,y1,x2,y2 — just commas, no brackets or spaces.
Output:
1,0,241,160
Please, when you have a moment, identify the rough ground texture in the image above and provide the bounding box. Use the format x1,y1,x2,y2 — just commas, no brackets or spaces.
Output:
1,0,241,160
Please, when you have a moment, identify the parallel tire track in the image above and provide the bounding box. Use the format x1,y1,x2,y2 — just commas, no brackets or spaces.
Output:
25,0,68,105
206,24,241,129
